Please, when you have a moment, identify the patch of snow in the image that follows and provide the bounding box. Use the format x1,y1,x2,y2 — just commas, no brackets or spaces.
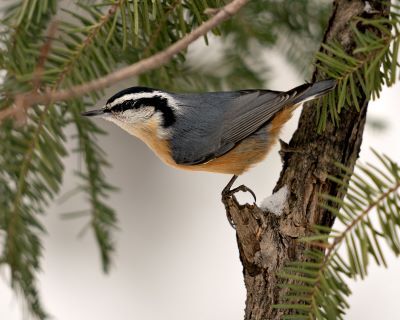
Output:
364,1,373,13
260,185,289,216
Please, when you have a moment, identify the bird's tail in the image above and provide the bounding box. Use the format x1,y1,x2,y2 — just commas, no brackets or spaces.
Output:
290,79,337,105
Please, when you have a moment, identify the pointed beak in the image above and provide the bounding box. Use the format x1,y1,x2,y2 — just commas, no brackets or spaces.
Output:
81,109,107,117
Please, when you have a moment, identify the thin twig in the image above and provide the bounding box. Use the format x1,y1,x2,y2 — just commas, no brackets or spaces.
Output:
32,20,59,91
0,0,249,122
4,0,125,266
142,0,182,58
55,0,125,87
304,181,400,317
323,181,400,263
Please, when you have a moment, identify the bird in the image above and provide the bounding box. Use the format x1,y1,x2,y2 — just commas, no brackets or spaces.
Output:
82,79,336,203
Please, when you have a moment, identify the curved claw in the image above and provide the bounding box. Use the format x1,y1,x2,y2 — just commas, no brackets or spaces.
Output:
227,185,257,203
221,175,257,228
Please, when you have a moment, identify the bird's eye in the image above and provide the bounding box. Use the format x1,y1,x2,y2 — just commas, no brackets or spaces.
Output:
123,100,137,110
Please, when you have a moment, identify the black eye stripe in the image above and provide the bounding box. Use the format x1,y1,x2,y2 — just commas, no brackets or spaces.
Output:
109,95,176,128
108,100,136,113
106,86,155,105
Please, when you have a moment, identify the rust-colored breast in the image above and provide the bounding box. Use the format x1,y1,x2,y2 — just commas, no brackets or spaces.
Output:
126,107,295,175
191,107,295,175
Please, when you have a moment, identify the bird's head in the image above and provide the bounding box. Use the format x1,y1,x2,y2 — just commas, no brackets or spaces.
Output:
82,87,178,135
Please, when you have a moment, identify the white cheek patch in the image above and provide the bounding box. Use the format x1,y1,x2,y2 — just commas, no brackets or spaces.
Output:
152,112,171,139
118,107,154,123
104,108,171,139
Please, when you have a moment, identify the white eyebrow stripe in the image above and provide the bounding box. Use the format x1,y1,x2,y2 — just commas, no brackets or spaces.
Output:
107,91,180,111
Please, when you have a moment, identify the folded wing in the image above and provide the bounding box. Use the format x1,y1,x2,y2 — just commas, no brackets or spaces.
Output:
170,80,335,165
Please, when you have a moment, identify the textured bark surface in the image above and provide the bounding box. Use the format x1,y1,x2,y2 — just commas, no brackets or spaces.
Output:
222,1,390,319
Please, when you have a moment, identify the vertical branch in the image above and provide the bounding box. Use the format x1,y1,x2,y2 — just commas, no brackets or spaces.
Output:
222,1,390,319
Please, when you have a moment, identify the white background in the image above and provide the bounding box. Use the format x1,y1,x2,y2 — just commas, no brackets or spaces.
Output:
1,44,400,320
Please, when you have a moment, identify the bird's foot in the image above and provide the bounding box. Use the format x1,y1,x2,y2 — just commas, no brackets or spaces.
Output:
224,185,257,203
221,175,256,228
221,175,256,202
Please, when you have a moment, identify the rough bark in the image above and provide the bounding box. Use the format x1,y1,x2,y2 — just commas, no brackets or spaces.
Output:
222,1,390,319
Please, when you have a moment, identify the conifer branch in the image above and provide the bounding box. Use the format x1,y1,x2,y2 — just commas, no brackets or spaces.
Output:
55,0,124,87
302,180,400,319
0,0,249,122
3,1,398,319
33,20,58,91
278,151,400,319
2,2,240,317
6,0,123,240
142,0,183,58
4,0,126,276
325,182,400,260
315,6,400,130
1,1,127,317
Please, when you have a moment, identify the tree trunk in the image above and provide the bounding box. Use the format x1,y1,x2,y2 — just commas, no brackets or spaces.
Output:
222,1,390,319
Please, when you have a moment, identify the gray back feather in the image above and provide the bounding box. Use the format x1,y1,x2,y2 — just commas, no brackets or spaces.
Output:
169,80,335,165
169,90,286,165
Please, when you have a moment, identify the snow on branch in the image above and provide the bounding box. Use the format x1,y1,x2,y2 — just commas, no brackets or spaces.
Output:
260,185,289,216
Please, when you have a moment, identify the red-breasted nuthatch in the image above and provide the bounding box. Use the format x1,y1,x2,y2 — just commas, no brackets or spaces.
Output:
82,79,336,199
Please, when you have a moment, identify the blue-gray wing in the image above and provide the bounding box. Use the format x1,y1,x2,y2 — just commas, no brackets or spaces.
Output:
169,80,336,165
169,89,294,165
